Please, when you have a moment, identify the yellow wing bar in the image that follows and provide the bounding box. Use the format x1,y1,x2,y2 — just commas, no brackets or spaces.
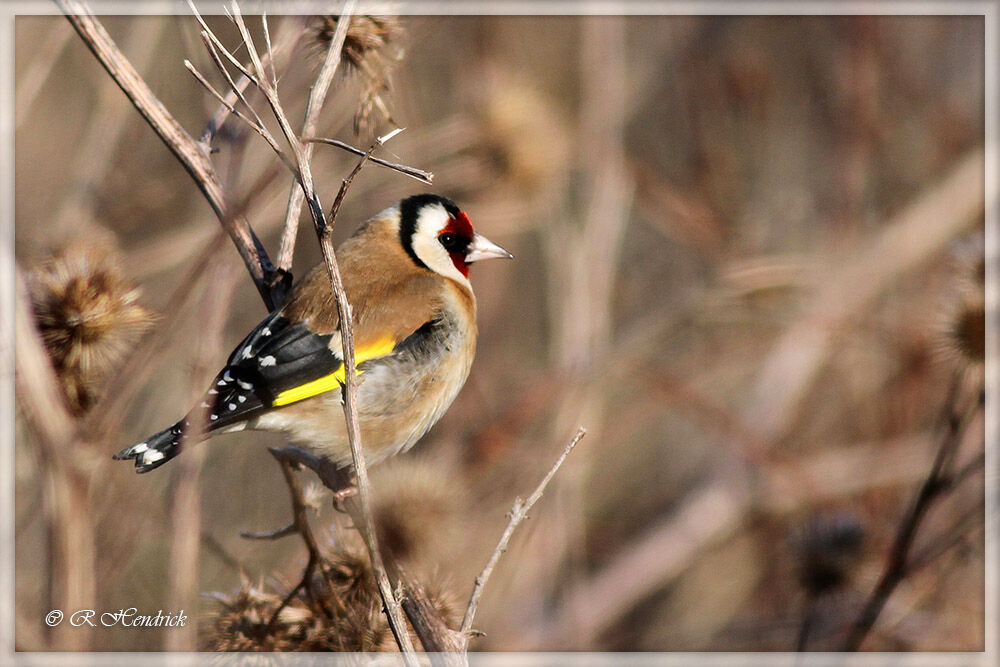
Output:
271,338,396,407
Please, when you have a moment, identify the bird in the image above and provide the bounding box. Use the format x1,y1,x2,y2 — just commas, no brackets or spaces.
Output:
114,194,512,473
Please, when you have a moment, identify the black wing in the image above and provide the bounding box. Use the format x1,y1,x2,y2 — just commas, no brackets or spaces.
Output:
192,312,342,431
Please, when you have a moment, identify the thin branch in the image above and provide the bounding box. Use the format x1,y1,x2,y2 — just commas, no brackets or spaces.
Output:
198,17,302,145
57,0,284,310
305,136,434,184
840,382,984,650
184,56,296,179
186,0,256,84
184,59,272,148
187,18,302,189
311,128,417,659
262,448,337,628
199,30,270,142
277,0,357,272
460,427,587,643
261,12,277,89
328,128,403,225
228,1,266,84
268,447,464,659
907,500,985,572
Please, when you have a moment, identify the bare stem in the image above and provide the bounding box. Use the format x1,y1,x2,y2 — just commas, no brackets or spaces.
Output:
278,1,357,272
269,446,463,656
198,17,302,146
262,449,337,628
460,427,587,643
57,0,284,310
311,127,416,659
305,136,434,184
840,380,983,650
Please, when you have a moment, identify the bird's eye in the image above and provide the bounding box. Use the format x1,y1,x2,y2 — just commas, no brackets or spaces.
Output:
439,233,459,249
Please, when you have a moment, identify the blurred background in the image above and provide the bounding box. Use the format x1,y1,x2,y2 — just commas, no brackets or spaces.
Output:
13,11,987,652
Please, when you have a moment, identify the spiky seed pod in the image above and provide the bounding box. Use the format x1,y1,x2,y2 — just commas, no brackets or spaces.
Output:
203,541,388,651
311,15,404,135
26,242,153,415
204,535,460,651
936,242,986,371
314,15,402,72
948,294,985,366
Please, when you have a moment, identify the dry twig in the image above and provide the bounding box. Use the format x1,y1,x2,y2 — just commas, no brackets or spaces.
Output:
840,379,984,650
460,427,587,645
263,447,462,657
56,0,285,310
305,136,433,183
198,16,303,146
311,128,417,657
277,0,357,272
260,448,337,628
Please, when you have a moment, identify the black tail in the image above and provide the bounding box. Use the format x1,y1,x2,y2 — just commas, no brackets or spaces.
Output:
114,420,188,473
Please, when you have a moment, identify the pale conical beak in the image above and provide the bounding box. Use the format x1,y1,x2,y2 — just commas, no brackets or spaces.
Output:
465,234,514,263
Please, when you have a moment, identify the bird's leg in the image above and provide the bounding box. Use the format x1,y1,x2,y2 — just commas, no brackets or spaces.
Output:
331,483,358,513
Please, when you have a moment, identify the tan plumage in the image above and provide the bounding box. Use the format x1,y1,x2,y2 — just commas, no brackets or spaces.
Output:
116,194,511,472
285,211,450,339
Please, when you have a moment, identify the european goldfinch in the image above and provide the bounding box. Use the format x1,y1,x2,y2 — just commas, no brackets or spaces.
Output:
115,194,512,473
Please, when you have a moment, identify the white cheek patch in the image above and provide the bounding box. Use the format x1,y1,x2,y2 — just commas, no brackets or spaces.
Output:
411,204,470,286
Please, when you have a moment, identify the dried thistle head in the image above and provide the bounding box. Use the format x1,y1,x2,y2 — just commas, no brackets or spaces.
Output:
203,542,388,651
26,242,153,414
936,241,986,371
204,534,460,651
202,583,301,651
946,293,986,366
311,15,404,135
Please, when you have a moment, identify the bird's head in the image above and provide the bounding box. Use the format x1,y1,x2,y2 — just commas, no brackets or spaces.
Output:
398,194,513,284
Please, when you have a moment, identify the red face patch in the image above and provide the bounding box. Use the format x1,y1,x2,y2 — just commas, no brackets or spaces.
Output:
440,211,475,278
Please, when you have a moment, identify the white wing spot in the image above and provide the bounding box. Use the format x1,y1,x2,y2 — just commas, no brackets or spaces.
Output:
228,403,237,411
242,348,254,360
223,370,232,382
210,414,218,421
260,355,276,367
142,449,165,464
237,380,253,390
261,327,271,336
238,395,247,403
208,388,218,395
132,443,148,454
201,401,210,408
